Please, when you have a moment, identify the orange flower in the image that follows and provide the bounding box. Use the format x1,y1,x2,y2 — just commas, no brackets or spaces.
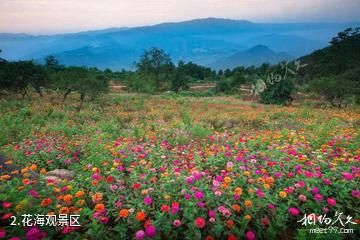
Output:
29,164,37,171
263,183,270,189
279,191,287,198
232,204,241,212
95,203,105,213
92,192,103,203
40,168,47,175
119,209,129,218
59,207,70,214
234,187,243,195
265,177,274,184
136,211,146,221
226,220,234,229
0,175,11,181
77,200,85,206
40,198,52,207
63,194,73,203
75,191,85,198
244,200,252,208
256,177,264,184
224,177,231,183
245,214,251,221
22,178,31,185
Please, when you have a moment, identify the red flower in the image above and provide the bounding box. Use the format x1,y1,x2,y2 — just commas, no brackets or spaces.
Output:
194,217,206,228
160,205,170,212
106,176,115,183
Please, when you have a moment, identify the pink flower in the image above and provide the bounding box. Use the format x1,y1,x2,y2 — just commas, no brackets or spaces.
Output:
208,210,216,218
2,202,12,208
145,225,156,238
28,189,40,198
327,197,336,207
186,176,195,184
194,217,206,228
323,179,332,185
135,230,145,240
212,180,220,187
342,172,354,181
298,194,307,202
173,219,181,227
288,207,300,216
314,194,323,202
351,190,360,198
143,197,152,205
246,230,256,240
194,191,204,200
0,228,5,238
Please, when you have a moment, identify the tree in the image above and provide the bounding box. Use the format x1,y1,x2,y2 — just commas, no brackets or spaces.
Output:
310,67,360,107
259,78,295,105
171,61,190,93
136,47,174,91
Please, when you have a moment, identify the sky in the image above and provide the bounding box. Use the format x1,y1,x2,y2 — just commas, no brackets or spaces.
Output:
0,0,360,34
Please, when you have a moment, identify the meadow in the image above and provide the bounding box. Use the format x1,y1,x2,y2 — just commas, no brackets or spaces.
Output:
0,93,359,239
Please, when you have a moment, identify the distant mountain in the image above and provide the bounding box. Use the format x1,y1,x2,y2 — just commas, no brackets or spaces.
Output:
0,18,357,70
209,45,293,70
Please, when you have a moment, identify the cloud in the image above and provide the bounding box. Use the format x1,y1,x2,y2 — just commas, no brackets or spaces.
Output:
0,0,359,34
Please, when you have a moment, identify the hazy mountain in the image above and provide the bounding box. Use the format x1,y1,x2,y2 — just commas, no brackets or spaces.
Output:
0,18,357,70
209,45,293,70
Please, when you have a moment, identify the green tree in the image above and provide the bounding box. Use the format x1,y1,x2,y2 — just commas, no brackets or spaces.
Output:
259,78,295,105
136,47,174,91
171,61,190,93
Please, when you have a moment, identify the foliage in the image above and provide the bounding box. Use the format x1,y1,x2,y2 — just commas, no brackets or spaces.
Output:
259,78,295,105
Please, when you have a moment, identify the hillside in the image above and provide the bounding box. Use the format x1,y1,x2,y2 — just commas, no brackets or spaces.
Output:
209,44,293,70
0,18,356,70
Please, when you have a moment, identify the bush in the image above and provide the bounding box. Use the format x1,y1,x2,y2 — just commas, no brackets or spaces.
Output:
259,78,295,105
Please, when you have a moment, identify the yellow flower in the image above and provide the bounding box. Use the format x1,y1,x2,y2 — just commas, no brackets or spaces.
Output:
263,184,270,189
224,177,231,183
279,191,287,198
164,194,171,201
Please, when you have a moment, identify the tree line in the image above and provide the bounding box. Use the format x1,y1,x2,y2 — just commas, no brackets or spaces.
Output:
0,28,359,106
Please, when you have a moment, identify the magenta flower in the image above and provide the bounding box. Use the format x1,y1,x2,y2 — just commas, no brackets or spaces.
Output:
143,197,152,205
351,189,360,198
327,197,336,206
194,191,204,199
246,230,256,240
342,172,354,181
288,207,300,216
314,193,323,201
145,225,156,238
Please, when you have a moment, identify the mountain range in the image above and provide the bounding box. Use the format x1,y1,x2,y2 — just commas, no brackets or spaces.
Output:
0,18,357,70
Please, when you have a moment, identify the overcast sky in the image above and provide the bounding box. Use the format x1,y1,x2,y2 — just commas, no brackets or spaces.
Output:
1,0,360,34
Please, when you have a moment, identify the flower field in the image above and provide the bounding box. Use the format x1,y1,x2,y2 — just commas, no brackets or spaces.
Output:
0,94,359,239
